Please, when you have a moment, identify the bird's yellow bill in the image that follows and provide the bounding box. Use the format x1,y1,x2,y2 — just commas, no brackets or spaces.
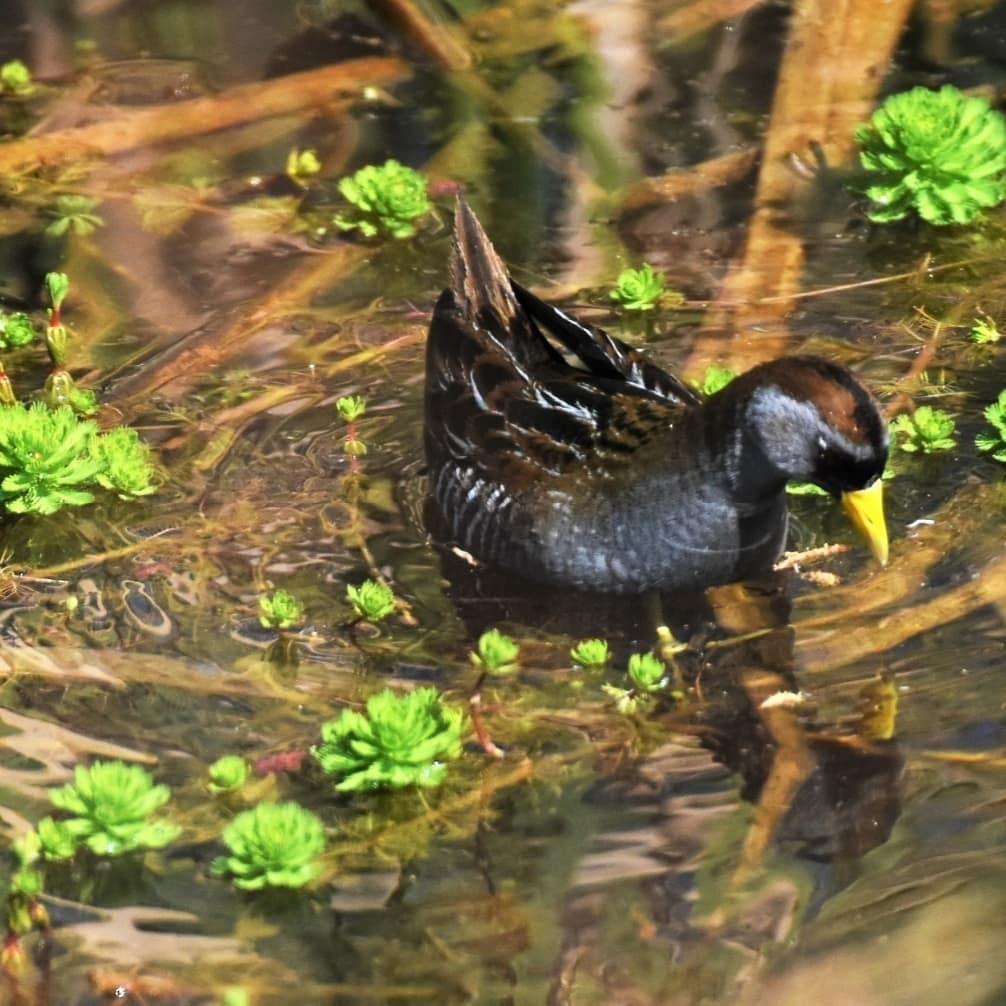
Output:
841,480,888,566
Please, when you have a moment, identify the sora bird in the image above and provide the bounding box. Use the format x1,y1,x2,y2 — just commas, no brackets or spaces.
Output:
424,199,889,594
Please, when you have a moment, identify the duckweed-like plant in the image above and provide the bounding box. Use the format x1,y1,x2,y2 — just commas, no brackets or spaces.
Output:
0,60,31,95
610,264,665,311
570,638,610,669
696,364,737,397
471,628,520,675
46,195,104,238
334,160,431,239
854,85,1006,225
976,390,1006,462
0,404,156,515
46,761,180,857
312,687,464,791
93,427,157,497
211,801,325,891
346,579,395,622
971,315,1002,344
259,589,305,630
207,755,250,795
890,406,956,453
0,312,34,349
336,395,367,422
337,394,368,456
627,652,668,692
0,403,102,514
34,817,78,861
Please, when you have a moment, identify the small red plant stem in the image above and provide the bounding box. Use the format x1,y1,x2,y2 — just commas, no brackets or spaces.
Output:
469,673,504,760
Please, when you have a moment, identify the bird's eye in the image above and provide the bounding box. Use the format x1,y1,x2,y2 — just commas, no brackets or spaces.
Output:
816,435,828,452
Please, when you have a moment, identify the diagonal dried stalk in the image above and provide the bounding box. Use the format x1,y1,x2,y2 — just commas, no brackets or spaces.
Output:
0,58,409,173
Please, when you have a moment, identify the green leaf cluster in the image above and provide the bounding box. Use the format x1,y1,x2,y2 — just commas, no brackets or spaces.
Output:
627,652,668,692
312,687,464,791
471,628,519,674
890,406,956,453
0,404,156,515
971,316,1002,344
259,588,305,630
46,195,104,237
976,390,1006,462
207,755,250,794
854,85,1006,225
609,264,665,311
46,272,69,311
696,364,737,397
42,761,180,857
0,59,32,95
336,394,367,422
346,579,395,622
0,312,34,349
570,637,610,668
334,160,431,239
211,801,325,890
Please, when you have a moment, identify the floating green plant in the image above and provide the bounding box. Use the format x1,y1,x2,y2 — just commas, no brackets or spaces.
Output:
207,755,250,795
570,638,610,669
609,264,666,311
93,427,157,497
44,761,180,857
337,394,368,456
890,406,956,453
211,801,325,891
45,194,104,238
0,404,156,515
0,404,102,515
696,364,737,397
336,395,367,423
346,579,395,622
976,390,1006,462
0,313,34,350
971,315,1002,344
471,628,519,675
258,589,305,631
627,652,668,692
312,687,464,791
854,84,1006,225
0,60,32,95
334,159,431,239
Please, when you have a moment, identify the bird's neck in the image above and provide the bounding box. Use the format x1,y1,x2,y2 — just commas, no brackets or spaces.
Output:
702,381,790,507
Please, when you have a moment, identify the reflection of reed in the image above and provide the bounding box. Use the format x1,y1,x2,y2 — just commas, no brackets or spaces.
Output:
691,0,914,366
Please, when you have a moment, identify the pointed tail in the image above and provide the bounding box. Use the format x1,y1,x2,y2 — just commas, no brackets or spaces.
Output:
450,196,520,326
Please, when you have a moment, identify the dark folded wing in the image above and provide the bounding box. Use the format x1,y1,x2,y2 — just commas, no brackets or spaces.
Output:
425,292,688,484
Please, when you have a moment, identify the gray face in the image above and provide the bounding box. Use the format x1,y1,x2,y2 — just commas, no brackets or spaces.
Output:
746,384,888,494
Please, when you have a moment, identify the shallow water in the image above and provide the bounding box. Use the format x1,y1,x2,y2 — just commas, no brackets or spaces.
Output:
0,2,1005,1004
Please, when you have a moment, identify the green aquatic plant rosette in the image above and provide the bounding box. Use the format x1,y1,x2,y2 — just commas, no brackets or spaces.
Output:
855,84,1006,225
312,687,464,791
212,801,325,891
47,760,180,857
334,159,431,238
